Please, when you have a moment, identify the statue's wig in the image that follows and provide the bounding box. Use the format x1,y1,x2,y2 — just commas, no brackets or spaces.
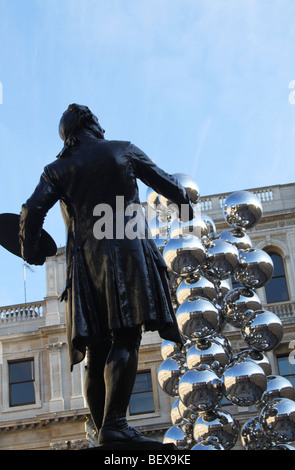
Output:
57,104,105,158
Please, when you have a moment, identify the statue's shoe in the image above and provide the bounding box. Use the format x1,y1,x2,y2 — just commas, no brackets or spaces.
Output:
98,423,163,449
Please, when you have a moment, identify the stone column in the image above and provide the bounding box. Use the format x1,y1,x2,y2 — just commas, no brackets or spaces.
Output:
47,341,65,412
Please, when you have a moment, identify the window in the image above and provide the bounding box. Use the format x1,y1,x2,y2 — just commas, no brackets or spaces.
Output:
277,356,295,389
9,359,35,407
265,252,289,303
129,371,155,415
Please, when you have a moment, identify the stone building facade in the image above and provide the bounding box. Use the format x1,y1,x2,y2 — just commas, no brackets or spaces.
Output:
0,182,294,450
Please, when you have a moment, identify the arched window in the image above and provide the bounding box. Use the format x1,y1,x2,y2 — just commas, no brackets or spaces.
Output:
265,252,289,303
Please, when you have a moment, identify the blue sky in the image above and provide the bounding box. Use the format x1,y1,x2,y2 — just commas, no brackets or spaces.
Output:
0,0,295,306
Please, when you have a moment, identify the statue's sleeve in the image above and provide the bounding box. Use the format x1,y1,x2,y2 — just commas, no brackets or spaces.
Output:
19,167,60,265
128,144,194,220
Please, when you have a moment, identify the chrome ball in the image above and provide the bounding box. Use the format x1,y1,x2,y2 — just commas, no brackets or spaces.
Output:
257,375,295,410
176,297,220,340
178,399,199,424
222,287,262,328
161,340,182,361
171,398,183,425
233,349,272,376
160,173,200,209
234,248,274,288
218,228,252,250
201,213,217,240
163,235,206,275
148,213,172,239
169,213,203,240
186,337,231,377
222,358,267,406
193,408,239,450
146,186,162,212
179,367,223,412
223,190,263,229
206,239,240,280
163,424,193,449
190,437,225,450
176,274,217,304
241,416,271,450
158,357,186,397
241,310,284,351
260,398,295,443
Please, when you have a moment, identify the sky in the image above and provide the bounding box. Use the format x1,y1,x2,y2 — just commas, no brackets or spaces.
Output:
0,0,295,306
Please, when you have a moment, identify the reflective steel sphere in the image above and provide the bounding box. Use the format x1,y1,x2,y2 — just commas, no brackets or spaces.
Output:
257,375,295,410
218,228,253,250
222,287,262,328
146,186,161,212
176,297,220,339
158,357,186,397
161,340,183,361
148,213,172,239
169,213,203,239
241,310,284,351
171,398,183,425
160,173,200,209
205,239,240,280
176,274,217,304
233,349,272,376
178,399,199,424
222,358,267,406
234,248,274,288
163,424,193,449
163,235,206,275
241,416,271,450
190,437,225,450
186,337,231,377
201,213,217,240
193,408,239,450
223,190,263,229
260,398,295,443
179,367,223,411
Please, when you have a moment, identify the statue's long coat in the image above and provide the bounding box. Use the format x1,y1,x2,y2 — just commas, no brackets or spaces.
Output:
19,133,193,369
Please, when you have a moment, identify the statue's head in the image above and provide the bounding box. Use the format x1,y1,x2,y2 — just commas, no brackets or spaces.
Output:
59,104,105,145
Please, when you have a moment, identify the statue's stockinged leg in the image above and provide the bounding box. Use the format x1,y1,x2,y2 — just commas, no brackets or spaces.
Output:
97,326,161,446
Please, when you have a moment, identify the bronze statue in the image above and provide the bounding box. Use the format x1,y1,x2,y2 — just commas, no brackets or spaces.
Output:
19,104,194,448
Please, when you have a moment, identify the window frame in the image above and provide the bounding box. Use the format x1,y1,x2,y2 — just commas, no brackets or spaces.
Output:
264,250,289,304
8,358,36,407
128,369,156,416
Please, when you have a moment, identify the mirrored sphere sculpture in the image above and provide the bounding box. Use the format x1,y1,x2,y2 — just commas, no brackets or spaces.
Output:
223,190,263,229
161,340,182,361
205,239,240,280
176,274,217,304
222,287,262,328
222,358,267,406
233,349,272,376
158,357,186,397
163,235,206,275
193,408,239,450
218,228,253,250
260,398,295,443
241,310,284,351
163,424,193,449
179,367,223,411
190,437,225,450
234,248,274,288
176,297,220,339
257,375,295,410
170,398,183,425
160,173,200,209
240,416,271,450
186,337,230,377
